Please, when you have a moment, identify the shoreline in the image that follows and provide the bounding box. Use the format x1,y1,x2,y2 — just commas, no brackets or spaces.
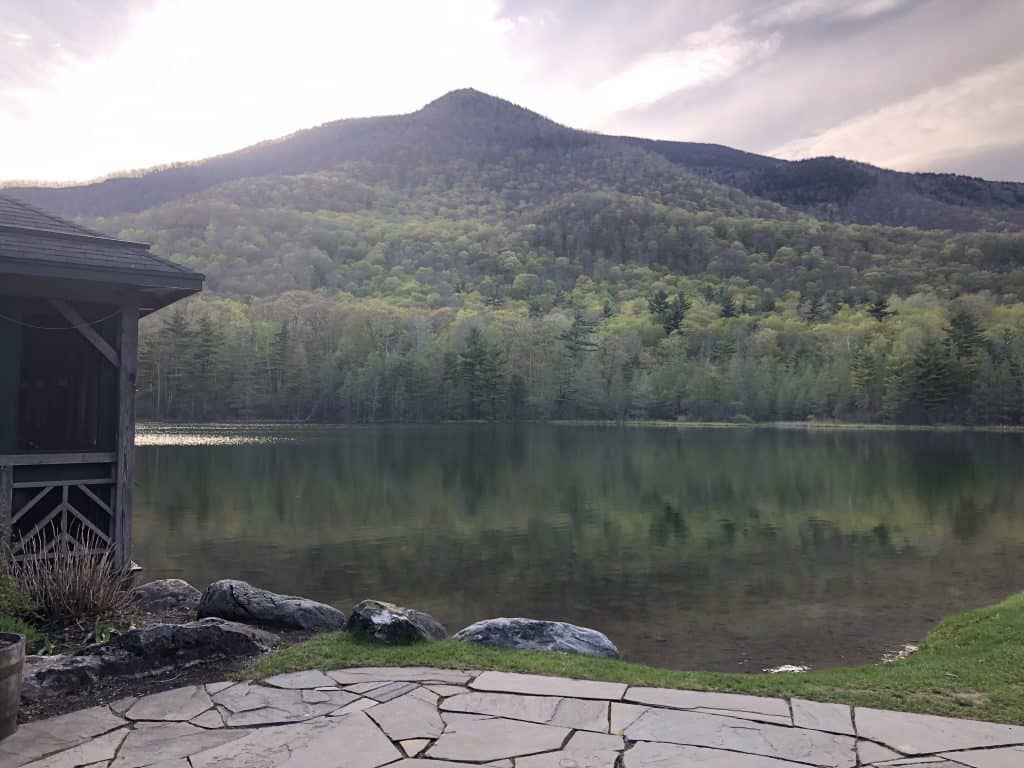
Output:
136,418,1024,434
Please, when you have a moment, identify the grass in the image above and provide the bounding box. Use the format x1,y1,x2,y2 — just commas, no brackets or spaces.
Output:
243,590,1024,724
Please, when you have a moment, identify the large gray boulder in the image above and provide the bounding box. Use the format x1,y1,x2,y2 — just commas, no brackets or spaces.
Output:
346,599,447,644
133,578,202,613
21,618,278,700
198,579,346,631
453,618,619,658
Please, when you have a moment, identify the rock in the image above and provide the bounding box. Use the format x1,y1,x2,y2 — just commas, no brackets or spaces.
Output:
133,579,202,612
346,600,447,643
198,579,346,631
21,618,278,701
453,618,619,658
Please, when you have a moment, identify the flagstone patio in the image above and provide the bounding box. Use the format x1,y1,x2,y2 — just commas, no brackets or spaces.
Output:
3,667,1023,767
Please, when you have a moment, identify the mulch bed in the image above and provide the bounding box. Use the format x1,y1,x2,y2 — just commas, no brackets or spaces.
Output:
18,607,313,723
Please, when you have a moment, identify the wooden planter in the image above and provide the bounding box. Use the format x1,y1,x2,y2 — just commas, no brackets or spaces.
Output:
0,632,24,740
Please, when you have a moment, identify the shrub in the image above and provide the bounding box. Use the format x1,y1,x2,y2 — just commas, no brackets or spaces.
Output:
0,615,45,653
0,572,34,617
13,531,133,622
0,523,35,617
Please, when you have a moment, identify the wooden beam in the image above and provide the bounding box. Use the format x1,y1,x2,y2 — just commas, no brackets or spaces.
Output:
48,299,120,368
114,302,139,570
0,452,116,466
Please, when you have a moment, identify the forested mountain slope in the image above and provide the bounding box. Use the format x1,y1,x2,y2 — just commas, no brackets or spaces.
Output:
5,89,1024,425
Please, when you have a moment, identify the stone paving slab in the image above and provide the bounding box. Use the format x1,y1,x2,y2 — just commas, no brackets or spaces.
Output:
855,707,1024,754
792,698,855,735
327,666,473,685
622,707,858,767
21,728,127,768
426,716,570,761
0,706,126,767
366,689,444,741
125,686,213,722
940,747,1024,767
624,741,810,767
471,670,627,700
626,686,792,719
10,669,1024,767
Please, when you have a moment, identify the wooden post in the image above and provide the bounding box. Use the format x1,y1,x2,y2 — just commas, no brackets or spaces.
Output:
0,464,12,528
114,301,138,570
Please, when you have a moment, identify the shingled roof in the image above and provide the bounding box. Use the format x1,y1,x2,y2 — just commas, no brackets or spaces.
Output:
0,193,202,311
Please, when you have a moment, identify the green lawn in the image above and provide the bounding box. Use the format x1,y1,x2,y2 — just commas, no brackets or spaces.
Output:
243,590,1024,724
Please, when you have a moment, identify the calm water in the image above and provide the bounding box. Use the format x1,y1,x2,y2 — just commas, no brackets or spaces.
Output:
134,423,1024,671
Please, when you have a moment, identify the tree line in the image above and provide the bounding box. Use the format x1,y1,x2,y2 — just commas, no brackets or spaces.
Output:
137,287,1024,425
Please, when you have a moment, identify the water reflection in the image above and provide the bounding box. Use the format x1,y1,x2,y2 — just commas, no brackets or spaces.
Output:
133,424,1024,671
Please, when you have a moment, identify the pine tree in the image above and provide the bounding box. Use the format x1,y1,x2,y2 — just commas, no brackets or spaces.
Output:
193,315,223,419
913,338,953,417
647,290,669,321
757,292,777,313
555,309,598,415
459,327,490,418
159,309,195,417
946,306,985,361
719,292,737,318
868,297,895,322
664,293,692,333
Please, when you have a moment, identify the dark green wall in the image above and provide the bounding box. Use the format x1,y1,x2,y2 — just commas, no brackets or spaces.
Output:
0,299,20,451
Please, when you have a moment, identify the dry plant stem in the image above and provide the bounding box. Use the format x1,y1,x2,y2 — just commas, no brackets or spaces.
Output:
13,528,132,621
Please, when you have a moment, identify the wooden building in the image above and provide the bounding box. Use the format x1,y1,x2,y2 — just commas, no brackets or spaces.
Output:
0,194,202,567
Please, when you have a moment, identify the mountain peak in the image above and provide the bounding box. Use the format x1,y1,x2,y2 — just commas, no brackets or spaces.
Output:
419,88,558,128
423,88,519,111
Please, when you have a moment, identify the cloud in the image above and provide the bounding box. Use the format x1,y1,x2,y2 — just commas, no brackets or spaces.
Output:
1,0,1022,182
769,55,1024,175
0,1,156,88
599,0,1024,180
555,23,780,126
751,0,910,26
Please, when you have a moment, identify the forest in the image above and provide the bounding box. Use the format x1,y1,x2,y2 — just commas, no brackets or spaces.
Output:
38,91,1024,425
121,185,1024,425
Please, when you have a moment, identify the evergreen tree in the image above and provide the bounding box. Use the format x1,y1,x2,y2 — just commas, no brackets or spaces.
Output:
647,290,670,322
868,297,895,322
664,293,692,333
946,306,985,361
158,309,195,417
719,292,737,318
459,327,494,418
193,315,223,419
913,338,953,418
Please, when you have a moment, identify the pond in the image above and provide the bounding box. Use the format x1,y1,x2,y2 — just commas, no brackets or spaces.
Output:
133,423,1024,672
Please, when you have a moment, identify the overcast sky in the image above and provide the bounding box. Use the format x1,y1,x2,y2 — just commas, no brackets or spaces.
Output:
2,0,1022,183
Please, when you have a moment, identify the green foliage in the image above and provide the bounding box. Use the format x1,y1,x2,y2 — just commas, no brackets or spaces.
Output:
0,615,45,652
245,589,1024,724
0,572,34,617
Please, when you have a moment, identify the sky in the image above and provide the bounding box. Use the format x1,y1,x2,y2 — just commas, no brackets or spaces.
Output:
1,0,1022,184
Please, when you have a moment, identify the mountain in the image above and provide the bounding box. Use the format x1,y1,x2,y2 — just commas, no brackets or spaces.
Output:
7,88,1024,232
3,89,1024,427
624,139,1024,232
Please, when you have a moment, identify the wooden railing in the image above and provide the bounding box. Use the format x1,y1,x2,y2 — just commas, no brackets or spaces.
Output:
0,452,119,560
